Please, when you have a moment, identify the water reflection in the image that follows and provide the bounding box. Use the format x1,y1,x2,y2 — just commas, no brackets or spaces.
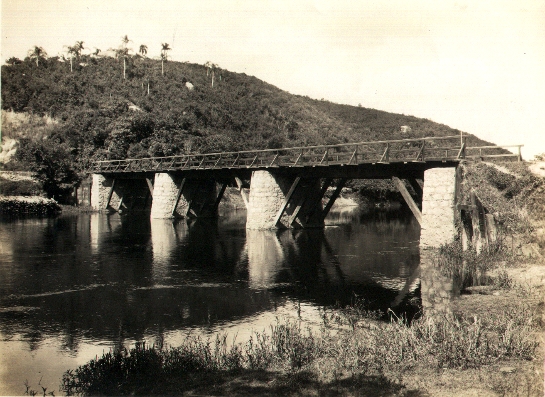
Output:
245,230,286,289
0,208,421,395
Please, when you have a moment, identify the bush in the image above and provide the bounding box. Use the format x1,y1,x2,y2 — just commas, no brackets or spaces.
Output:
0,179,42,196
0,196,60,216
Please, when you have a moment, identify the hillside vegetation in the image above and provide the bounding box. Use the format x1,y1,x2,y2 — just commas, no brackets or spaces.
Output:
2,49,495,200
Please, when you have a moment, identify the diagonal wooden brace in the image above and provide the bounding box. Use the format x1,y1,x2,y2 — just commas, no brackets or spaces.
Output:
392,177,422,225
172,178,186,216
273,177,301,227
105,178,116,209
320,178,346,222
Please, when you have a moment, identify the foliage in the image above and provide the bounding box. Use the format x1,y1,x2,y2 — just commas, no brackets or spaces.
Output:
14,137,79,202
0,196,61,216
436,239,517,290
460,162,544,233
0,178,42,196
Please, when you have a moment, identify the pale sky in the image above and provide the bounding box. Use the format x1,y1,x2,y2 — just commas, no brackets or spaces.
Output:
2,0,545,159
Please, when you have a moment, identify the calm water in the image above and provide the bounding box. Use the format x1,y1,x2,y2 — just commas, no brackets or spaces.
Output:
0,208,420,395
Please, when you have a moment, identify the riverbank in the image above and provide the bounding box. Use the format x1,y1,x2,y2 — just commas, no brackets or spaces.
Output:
0,195,61,216
58,246,544,396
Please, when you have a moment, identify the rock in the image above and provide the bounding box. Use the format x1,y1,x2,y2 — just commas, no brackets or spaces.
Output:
499,366,516,373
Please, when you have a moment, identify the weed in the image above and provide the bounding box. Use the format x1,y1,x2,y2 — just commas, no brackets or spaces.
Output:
437,239,517,290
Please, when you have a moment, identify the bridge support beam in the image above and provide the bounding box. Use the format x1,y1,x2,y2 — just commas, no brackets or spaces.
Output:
150,173,218,219
246,170,324,229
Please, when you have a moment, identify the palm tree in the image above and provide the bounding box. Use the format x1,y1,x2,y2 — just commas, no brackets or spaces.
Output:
65,45,77,72
116,48,130,79
28,46,47,67
160,43,171,76
65,41,84,72
205,62,220,87
121,35,131,48
117,35,132,79
74,41,84,56
139,44,148,57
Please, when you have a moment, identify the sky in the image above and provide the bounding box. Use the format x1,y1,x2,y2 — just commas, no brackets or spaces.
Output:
2,0,545,159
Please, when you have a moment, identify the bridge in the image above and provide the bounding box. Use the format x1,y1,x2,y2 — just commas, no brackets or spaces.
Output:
89,135,521,245
89,134,521,315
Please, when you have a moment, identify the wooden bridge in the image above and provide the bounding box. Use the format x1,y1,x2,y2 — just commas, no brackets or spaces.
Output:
89,135,522,243
91,135,522,175
88,135,523,315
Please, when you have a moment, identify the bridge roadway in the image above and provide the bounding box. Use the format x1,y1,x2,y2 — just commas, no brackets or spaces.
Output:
92,135,469,180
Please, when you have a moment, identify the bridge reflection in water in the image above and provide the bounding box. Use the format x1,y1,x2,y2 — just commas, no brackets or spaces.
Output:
0,208,424,394
0,209,420,351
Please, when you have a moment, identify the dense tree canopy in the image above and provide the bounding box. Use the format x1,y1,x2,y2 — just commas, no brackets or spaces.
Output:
2,48,495,202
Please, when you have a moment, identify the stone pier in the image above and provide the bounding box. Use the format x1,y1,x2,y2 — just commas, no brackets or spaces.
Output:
150,173,217,219
246,170,324,229
91,174,121,211
419,167,459,315
420,167,457,248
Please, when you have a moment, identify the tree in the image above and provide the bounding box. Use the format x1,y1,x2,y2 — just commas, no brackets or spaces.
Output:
115,48,130,79
117,35,132,79
75,41,85,55
139,44,148,57
65,41,84,72
65,46,76,72
6,57,22,66
28,46,47,67
160,43,171,76
15,138,79,202
205,62,221,87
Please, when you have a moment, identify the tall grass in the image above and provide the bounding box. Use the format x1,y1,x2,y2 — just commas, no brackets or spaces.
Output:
61,305,539,396
436,237,518,290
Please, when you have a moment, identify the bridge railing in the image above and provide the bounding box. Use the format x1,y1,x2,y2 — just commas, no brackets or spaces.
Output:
90,135,520,173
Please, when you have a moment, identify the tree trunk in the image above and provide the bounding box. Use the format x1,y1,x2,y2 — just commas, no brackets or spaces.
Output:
123,58,126,80
161,60,164,76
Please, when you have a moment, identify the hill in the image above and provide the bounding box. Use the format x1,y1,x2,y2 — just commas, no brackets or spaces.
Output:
1,53,497,200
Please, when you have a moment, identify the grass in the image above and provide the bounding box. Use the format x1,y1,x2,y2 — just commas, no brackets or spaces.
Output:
60,300,539,396
435,235,519,291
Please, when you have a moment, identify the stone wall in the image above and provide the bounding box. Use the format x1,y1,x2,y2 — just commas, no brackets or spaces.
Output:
150,173,179,219
419,248,459,315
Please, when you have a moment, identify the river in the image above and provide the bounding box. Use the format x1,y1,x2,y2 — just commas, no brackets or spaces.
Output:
0,207,420,395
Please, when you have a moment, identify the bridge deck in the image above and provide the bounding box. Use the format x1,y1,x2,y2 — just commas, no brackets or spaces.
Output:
91,135,521,175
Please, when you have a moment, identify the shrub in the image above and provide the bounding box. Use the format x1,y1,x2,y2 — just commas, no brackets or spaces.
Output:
0,179,42,196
